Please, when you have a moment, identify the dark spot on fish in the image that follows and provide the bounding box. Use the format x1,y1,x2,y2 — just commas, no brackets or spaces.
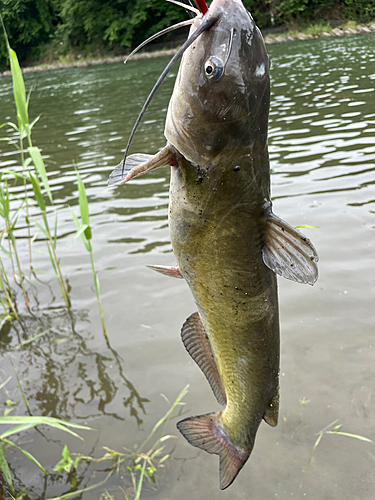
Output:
233,166,241,172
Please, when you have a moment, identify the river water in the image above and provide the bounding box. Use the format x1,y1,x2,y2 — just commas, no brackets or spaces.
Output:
0,32,374,499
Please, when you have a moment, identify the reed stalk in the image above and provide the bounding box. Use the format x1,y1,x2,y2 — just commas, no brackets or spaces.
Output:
1,22,71,309
71,172,107,341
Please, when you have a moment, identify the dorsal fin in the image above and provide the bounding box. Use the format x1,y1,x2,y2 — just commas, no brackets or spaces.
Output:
181,312,226,406
262,212,319,285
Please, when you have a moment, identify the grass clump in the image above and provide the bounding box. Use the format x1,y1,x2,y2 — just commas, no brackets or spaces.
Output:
300,419,372,487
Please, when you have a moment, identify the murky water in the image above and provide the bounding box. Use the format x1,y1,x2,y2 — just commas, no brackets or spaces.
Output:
0,32,374,499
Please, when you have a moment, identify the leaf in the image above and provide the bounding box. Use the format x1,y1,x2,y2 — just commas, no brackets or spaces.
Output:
7,47,29,134
29,173,45,211
326,431,373,442
76,173,90,229
5,122,19,132
28,147,52,204
0,415,94,431
70,208,91,252
0,376,12,391
294,225,319,229
1,438,46,473
5,399,18,407
62,444,70,461
14,329,50,350
53,445,74,473
29,115,41,132
34,221,49,239
1,423,39,439
73,224,89,242
0,441,13,491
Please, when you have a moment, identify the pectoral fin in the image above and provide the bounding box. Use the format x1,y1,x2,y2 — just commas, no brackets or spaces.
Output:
181,312,226,406
262,212,319,285
108,144,175,186
146,265,183,279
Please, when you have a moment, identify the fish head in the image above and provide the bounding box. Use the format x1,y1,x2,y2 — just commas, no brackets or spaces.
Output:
165,0,270,168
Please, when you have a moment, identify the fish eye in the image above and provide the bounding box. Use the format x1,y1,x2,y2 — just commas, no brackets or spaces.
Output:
204,56,224,82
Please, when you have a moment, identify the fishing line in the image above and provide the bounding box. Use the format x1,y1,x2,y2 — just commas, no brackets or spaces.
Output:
121,14,217,175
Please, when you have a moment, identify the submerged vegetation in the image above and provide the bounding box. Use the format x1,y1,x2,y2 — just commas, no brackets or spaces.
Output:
0,0,374,71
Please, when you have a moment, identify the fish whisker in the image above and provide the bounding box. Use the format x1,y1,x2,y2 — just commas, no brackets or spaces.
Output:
166,0,199,15
120,13,218,175
124,19,195,64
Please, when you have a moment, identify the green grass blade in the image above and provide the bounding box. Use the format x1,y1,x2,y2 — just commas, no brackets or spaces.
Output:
326,431,373,442
47,243,58,276
1,438,46,473
5,41,29,133
34,221,49,239
0,376,12,391
76,173,89,228
9,357,30,414
29,115,41,131
0,441,13,491
137,385,189,454
0,416,93,431
70,209,90,252
53,211,58,249
14,329,50,350
0,423,39,439
73,224,89,242
4,122,19,132
28,147,52,204
134,459,147,500
29,173,46,211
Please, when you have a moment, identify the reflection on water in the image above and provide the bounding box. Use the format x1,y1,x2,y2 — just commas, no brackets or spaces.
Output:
1,307,149,422
0,33,375,499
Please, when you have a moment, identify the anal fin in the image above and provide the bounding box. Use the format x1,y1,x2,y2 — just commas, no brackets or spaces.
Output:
177,412,250,490
262,211,319,285
181,312,226,406
146,265,183,279
108,144,176,186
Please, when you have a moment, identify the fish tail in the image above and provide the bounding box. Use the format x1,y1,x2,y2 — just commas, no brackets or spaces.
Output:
177,412,250,490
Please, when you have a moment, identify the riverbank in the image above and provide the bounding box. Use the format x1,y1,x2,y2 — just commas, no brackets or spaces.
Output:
1,21,374,78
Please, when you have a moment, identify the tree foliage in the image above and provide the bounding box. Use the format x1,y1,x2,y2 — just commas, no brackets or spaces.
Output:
0,0,374,71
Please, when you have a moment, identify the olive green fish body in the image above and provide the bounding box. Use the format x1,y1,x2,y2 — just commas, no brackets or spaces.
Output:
169,147,279,453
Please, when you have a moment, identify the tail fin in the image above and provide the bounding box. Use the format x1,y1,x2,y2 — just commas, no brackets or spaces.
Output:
177,412,250,489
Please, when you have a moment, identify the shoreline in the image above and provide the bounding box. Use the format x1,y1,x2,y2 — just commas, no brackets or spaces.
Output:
1,22,374,78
